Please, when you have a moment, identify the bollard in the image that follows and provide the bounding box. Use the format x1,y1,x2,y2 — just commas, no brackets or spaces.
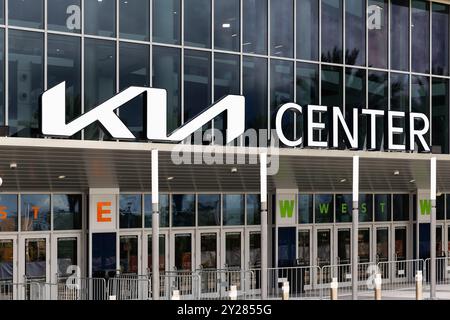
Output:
330,277,338,300
374,273,382,300
415,271,423,300
229,285,237,300
282,281,290,300
171,290,180,301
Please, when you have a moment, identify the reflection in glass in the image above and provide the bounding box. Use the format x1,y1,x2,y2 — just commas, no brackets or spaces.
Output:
249,232,261,268
85,0,115,37
153,46,181,134
144,194,169,228
336,194,352,223
391,0,409,71
376,228,389,262
297,0,318,61
120,0,149,41
8,30,44,137
298,194,313,224
437,194,445,220
411,75,430,151
0,194,17,232
375,194,391,221
315,194,334,223
172,195,195,227
247,194,261,225
57,238,77,276
278,227,296,267
368,0,388,68
215,0,239,51
359,194,373,222
243,56,267,134
271,0,293,58
53,194,82,230
223,195,245,226
345,0,365,66
317,230,331,266
226,233,241,268
395,228,407,261
337,229,351,264
184,50,211,123
84,38,116,140
25,239,46,280
358,229,370,263
390,73,409,147
412,0,430,74
198,194,220,226
119,194,142,229
321,65,343,143
21,195,50,231
243,0,267,55
393,194,409,221
0,240,13,280
321,0,343,63
48,0,81,33
432,78,449,154
153,0,181,45
120,236,138,274
0,0,4,24
119,42,150,140
148,235,165,271
200,233,217,269
368,71,388,150
298,230,310,266
9,0,43,28
92,233,116,277
175,234,192,271
48,34,81,138
345,68,366,149
432,3,448,76
184,0,211,48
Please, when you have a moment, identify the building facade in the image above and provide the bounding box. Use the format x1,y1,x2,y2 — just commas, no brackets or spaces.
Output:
0,0,449,294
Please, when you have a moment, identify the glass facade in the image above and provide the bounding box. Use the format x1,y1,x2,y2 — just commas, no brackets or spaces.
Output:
0,0,446,153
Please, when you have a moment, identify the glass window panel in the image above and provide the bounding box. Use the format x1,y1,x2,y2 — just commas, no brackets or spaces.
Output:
153,46,181,134
119,42,150,140
48,34,81,139
120,0,149,41
368,71,388,150
411,0,430,74
359,194,373,222
243,0,267,55
119,194,142,229
148,234,166,271
358,229,370,263
0,194,17,232
298,194,313,224
0,0,3,24
243,56,267,135
223,194,244,226
92,233,116,277
84,38,116,140
184,0,211,48
296,63,319,144
271,59,294,144
8,30,43,138
368,0,388,68
321,0,343,63
437,194,445,220
226,232,241,268
144,194,169,228
336,194,352,222
296,0,318,61
215,0,239,52
0,29,4,125
390,73,409,147
85,0,115,37
184,50,211,122
8,0,43,28
0,240,13,280
321,65,343,144
53,194,82,230
198,194,221,226
411,75,430,151
315,194,334,223
247,194,261,225
153,0,181,45
119,236,138,274
345,68,366,149
375,194,391,221
393,194,409,221
172,194,195,227
200,233,217,269
25,239,46,280
57,238,77,275
271,0,293,58
297,230,310,266
174,234,192,270
278,227,296,267
249,232,261,268
48,0,81,33
345,0,365,66
21,194,50,231
391,0,409,71
432,77,449,154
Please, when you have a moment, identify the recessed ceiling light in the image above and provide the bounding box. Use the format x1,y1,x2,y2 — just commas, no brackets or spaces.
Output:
393,170,400,176
58,175,66,179
339,178,347,183
409,179,416,183
9,163,17,169
167,176,174,181
231,167,238,173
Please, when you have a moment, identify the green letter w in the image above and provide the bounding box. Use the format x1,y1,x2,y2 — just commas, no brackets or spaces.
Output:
279,200,295,218
419,199,431,216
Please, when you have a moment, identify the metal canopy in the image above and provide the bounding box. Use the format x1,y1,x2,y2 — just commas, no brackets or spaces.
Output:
0,137,447,193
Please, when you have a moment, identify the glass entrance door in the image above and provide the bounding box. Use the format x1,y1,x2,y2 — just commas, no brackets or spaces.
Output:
119,235,140,275
394,227,408,278
197,232,219,295
337,229,351,265
22,237,49,283
376,227,390,278
0,237,15,299
317,229,332,284
53,235,80,279
172,233,193,272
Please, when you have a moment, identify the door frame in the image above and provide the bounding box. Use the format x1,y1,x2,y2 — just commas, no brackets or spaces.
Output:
0,234,18,284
